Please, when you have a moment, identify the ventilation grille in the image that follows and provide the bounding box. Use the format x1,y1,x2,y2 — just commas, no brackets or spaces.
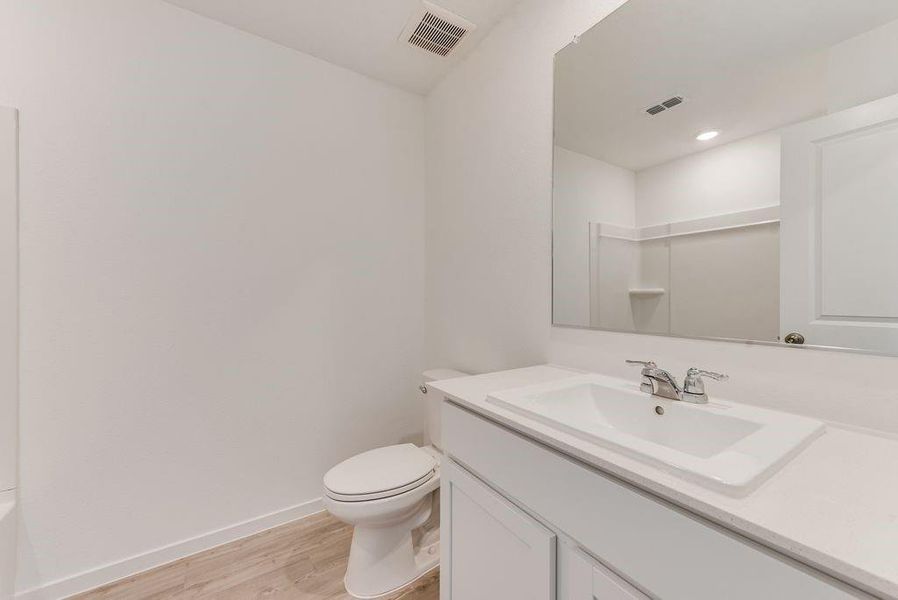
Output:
645,96,685,116
401,2,476,58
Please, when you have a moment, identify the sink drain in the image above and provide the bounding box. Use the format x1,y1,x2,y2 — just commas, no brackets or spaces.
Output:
654,406,665,415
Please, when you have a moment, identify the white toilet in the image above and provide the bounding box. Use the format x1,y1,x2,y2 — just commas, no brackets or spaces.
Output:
323,368,467,599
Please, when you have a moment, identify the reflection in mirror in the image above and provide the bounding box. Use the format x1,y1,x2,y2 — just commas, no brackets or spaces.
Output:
552,0,898,354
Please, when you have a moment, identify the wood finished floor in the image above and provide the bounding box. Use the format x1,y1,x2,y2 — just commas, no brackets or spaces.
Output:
71,512,439,600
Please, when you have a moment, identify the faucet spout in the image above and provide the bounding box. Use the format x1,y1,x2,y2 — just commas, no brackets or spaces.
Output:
643,367,682,401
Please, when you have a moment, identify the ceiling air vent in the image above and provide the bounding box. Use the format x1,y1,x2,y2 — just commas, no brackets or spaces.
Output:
645,96,685,116
400,2,476,58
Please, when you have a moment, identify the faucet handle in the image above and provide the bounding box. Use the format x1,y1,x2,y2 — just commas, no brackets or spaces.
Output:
682,367,728,403
686,368,728,382
626,360,657,394
625,360,657,368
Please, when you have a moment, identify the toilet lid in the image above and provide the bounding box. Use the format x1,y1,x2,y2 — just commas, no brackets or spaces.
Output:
324,444,436,501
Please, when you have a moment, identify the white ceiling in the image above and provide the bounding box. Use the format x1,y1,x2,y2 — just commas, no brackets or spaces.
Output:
161,0,523,95
554,0,898,171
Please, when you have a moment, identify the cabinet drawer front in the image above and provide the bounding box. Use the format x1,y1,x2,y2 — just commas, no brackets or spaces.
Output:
442,401,870,600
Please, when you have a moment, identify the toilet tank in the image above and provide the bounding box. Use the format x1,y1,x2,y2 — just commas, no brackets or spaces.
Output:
422,369,468,451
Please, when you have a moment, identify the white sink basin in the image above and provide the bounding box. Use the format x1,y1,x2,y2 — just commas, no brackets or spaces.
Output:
486,374,824,495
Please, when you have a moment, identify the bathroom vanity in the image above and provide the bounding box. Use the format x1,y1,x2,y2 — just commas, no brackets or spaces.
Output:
486,2,898,596
434,366,898,600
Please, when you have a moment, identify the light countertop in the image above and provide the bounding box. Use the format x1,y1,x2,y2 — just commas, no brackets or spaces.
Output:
430,365,898,600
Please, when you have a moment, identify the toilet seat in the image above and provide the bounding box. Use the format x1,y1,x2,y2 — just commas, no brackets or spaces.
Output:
324,444,436,502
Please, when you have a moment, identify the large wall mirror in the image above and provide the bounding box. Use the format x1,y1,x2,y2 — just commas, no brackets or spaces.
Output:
552,0,898,355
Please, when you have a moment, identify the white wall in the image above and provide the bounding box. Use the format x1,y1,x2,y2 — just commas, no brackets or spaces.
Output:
425,0,621,374
0,107,18,600
424,0,898,436
0,0,426,596
634,131,781,226
826,18,898,113
0,108,16,497
552,147,634,326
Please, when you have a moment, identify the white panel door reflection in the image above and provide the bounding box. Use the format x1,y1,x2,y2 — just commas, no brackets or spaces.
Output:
781,92,898,353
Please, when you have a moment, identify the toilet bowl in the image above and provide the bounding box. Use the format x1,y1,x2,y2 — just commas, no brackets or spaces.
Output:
322,369,467,599
323,444,441,598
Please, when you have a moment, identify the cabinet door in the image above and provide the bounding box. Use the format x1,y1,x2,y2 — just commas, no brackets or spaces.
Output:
442,460,556,600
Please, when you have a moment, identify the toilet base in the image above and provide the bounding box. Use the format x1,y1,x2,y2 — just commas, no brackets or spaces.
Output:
344,551,438,600
343,495,440,599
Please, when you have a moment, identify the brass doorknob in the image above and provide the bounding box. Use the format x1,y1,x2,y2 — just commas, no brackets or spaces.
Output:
784,332,805,345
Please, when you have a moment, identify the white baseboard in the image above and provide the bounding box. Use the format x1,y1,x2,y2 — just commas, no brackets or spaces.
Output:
15,497,325,600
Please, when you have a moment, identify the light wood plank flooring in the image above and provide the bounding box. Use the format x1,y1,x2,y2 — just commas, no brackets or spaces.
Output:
71,512,439,600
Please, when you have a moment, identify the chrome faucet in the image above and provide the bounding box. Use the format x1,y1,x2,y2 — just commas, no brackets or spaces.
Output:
626,360,728,404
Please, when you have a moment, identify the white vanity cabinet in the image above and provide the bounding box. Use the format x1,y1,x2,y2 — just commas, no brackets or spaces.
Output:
440,400,874,600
